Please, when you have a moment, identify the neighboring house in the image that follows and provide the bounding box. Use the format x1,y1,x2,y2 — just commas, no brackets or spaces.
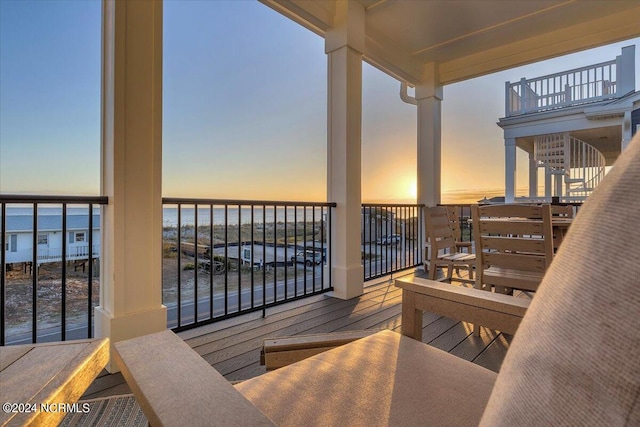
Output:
499,45,640,203
477,197,506,205
3,215,100,265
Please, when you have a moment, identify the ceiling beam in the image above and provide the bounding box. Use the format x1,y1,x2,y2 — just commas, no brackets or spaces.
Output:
438,6,640,85
258,0,335,37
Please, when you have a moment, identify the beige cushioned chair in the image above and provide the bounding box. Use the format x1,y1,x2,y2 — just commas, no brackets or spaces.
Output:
480,133,640,425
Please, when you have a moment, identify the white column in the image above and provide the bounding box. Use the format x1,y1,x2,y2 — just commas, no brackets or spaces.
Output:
528,153,538,199
555,174,563,199
622,110,632,151
325,1,364,299
545,166,552,199
505,138,517,203
416,64,443,208
96,0,166,372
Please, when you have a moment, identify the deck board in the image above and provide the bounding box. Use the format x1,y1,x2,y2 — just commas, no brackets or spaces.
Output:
450,326,503,362
473,332,514,372
196,288,402,364
422,316,460,343
429,320,473,352
83,269,512,399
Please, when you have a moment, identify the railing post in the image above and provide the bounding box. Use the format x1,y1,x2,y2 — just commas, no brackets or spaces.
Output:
520,78,528,114
505,81,511,116
616,45,636,96
564,83,571,104
0,203,5,346
562,133,571,198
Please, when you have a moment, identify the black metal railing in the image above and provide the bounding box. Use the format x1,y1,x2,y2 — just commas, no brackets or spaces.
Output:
162,198,335,332
361,204,424,281
4,195,473,341
0,194,107,345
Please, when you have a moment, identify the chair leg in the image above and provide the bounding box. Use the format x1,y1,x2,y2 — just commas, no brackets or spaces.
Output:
446,263,454,281
426,261,436,280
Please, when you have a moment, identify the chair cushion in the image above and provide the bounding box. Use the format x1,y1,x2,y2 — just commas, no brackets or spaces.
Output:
480,134,640,426
236,330,496,427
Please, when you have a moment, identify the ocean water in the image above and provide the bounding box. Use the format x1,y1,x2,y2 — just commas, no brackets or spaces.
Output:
3,206,327,228
162,206,327,228
5,207,100,216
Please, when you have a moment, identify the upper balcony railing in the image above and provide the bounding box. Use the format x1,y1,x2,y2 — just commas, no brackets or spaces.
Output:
506,59,617,116
505,45,636,117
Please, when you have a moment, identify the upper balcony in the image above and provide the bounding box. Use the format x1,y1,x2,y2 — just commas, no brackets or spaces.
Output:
505,45,636,117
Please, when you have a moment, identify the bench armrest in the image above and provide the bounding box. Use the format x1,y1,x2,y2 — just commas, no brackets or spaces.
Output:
395,276,530,340
261,330,379,370
113,330,274,427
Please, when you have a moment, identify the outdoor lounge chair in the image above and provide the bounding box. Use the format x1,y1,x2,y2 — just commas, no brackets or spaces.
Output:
424,206,475,282
114,133,640,426
472,203,554,294
550,204,574,249
446,205,473,253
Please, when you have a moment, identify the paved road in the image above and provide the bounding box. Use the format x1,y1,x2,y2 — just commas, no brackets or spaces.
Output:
167,270,326,327
5,268,325,345
5,248,420,345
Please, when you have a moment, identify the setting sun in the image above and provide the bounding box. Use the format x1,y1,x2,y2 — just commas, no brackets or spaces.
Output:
407,181,417,200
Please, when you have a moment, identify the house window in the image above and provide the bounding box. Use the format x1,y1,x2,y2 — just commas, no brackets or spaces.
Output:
7,234,17,252
37,234,48,245
69,231,86,243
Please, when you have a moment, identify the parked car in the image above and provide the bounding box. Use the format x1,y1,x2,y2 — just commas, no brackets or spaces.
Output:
291,250,323,266
376,234,401,245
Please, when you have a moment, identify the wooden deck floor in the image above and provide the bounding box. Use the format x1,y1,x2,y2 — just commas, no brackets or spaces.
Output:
83,269,514,399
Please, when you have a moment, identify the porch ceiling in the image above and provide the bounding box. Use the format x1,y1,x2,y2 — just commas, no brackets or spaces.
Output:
260,0,640,85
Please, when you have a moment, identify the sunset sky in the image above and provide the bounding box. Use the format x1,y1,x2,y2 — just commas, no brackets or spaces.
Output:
1,1,638,204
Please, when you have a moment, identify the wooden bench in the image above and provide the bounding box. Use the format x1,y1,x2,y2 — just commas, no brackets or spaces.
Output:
260,329,379,370
395,275,530,340
113,330,275,426
1,338,109,426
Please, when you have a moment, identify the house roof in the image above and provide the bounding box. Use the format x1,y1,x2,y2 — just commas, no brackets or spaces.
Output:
260,0,640,85
5,215,100,233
